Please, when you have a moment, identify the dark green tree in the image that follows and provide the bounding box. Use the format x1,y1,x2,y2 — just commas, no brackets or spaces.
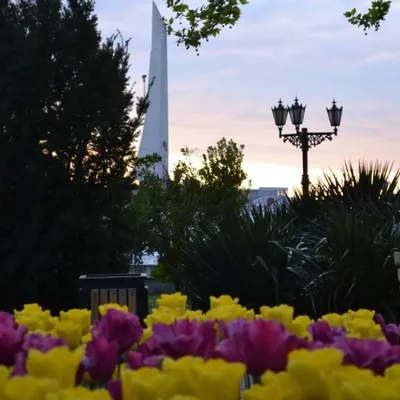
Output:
129,138,249,287
164,0,391,51
0,0,147,312
127,155,164,265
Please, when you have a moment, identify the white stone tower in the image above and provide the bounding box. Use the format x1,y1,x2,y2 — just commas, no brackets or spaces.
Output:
138,1,169,178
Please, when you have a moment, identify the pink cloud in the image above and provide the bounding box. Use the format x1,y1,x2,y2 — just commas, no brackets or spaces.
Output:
96,0,400,190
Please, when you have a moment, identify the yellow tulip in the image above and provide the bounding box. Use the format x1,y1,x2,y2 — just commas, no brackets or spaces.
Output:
59,309,92,335
14,304,43,315
288,348,344,370
178,310,203,321
139,328,153,344
194,359,246,400
289,315,313,339
144,309,177,327
170,396,202,400
121,367,181,400
98,303,128,316
209,295,239,309
204,304,249,322
385,364,400,380
82,332,93,344
163,357,204,395
245,373,301,400
258,305,294,327
26,347,83,388
344,318,384,340
46,387,112,400
157,293,187,315
320,313,344,328
0,366,10,397
243,384,269,400
334,367,397,400
15,305,57,332
346,309,376,321
4,376,59,400
163,357,245,400
54,320,83,349
284,349,345,399
245,309,255,320
15,316,46,332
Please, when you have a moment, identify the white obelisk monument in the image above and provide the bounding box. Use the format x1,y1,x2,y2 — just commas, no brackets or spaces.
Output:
138,1,169,178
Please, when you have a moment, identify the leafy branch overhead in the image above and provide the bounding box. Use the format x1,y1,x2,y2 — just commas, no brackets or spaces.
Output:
164,0,392,51
164,0,248,51
344,0,392,34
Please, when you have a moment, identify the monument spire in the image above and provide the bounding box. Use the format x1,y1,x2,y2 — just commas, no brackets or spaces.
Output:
138,1,169,178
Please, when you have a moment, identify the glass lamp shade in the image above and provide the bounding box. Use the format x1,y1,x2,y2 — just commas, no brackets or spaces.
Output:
271,99,289,128
327,99,343,127
288,97,306,127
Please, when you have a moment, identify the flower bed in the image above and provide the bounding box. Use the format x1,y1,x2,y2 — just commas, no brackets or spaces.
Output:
1,294,400,399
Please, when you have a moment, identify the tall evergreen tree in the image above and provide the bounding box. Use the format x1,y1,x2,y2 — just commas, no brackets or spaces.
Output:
0,0,146,312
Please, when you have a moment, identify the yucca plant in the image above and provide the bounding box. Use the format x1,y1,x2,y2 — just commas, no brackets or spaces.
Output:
179,160,400,317
288,203,400,319
291,161,400,317
281,161,400,318
179,203,298,311
289,160,400,216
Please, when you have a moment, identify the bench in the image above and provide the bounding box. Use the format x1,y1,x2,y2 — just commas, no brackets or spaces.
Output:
78,273,149,325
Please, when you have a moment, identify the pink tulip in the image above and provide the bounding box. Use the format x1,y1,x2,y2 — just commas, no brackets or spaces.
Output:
127,351,161,370
23,333,66,352
151,319,217,359
211,337,246,364
108,379,122,400
12,352,27,376
0,325,27,366
336,337,400,375
308,320,346,344
374,313,386,328
82,337,119,382
136,336,165,358
382,324,400,345
219,318,249,340
307,340,333,350
93,309,143,353
0,312,16,329
11,333,66,376
215,319,307,376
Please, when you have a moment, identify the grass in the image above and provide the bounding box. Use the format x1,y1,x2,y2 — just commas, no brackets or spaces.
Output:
148,294,159,311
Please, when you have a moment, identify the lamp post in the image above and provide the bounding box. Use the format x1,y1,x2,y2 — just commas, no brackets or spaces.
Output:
271,97,343,198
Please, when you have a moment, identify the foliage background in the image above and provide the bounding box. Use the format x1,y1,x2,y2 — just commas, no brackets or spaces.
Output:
177,161,400,320
0,0,148,312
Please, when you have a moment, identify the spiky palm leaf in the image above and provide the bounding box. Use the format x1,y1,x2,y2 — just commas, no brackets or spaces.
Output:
289,160,400,220
179,203,298,310
288,202,400,318
314,160,400,207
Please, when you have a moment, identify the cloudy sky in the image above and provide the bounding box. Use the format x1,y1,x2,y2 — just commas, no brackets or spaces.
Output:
95,0,400,191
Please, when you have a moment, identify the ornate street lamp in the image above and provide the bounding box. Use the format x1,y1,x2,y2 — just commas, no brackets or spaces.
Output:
271,97,343,198
288,97,306,131
327,99,343,134
271,99,289,138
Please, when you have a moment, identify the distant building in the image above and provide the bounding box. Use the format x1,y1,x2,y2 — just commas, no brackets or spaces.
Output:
249,187,288,208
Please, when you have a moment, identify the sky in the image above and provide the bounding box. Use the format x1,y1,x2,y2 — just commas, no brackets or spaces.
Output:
95,0,400,192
